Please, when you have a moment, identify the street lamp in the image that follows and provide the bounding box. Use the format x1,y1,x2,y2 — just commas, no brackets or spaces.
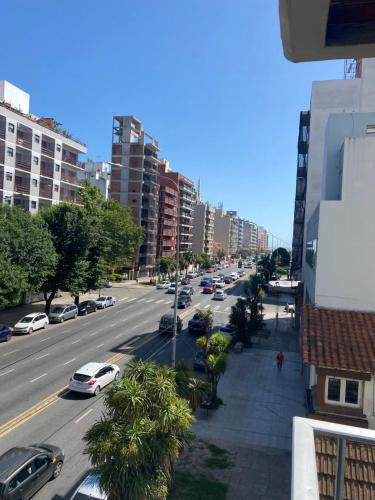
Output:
107,161,180,368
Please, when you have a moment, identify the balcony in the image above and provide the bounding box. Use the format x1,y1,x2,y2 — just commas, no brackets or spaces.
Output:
0,166,3,189
40,160,54,179
16,125,32,149
61,171,85,186
39,180,53,199
15,150,31,172
162,228,176,237
13,196,29,210
60,186,79,203
0,143,4,164
297,165,307,178
41,140,55,158
0,116,6,140
62,149,81,167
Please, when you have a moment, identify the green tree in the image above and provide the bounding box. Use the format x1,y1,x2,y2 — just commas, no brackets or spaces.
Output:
216,248,226,261
174,361,210,411
243,274,264,297
229,296,263,345
158,256,175,279
199,253,212,270
0,258,27,307
84,360,194,500
271,247,290,267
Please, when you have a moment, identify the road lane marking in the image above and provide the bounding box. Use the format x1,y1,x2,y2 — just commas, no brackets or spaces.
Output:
0,369,15,377
2,349,19,356
96,343,104,348
74,408,93,424
89,331,99,337
204,304,210,309
125,336,141,346
214,306,220,311
30,373,47,383
155,300,164,303
127,297,137,302
114,334,122,339
225,307,231,311
63,358,76,366
109,323,117,327
165,300,173,304
138,298,147,302
194,303,201,308
35,353,49,361
119,297,128,302
71,339,81,345
145,299,154,303
39,338,50,343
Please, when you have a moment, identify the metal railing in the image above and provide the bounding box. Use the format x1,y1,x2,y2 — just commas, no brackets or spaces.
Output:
15,158,31,172
14,183,30,194
41,145,55,157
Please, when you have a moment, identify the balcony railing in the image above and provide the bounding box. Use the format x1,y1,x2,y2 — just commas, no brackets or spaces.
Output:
16,135,32,149
41,145,55,157
61,174,85,186
15,158,31,172
39,187,53,199
0,126,6,140
40,165,54,178
14,182,30,195
62,156,83,168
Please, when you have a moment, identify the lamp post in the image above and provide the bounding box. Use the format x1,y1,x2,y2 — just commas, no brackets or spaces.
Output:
107,161,180,368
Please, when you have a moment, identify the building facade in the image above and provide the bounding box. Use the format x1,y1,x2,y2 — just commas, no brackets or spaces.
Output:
111,116,160,273
192,201,215,256
157,170,178,259
0,81,87,211
257,226,268,251
84,161,110,199
226,211,239,255
242,220,258,253
214,209,231,256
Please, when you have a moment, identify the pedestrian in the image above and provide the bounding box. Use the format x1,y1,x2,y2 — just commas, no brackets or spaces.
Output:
276,351,284,372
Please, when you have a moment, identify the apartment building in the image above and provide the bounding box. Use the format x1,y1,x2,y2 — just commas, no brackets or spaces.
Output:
111,116,160,273
157,164,178,259
257,226,268,251
158,163,194,255
0,81,87,211
84,161,110,199
242,220,258,253
226,211,239,255
192,201,215,256
213,209,231,256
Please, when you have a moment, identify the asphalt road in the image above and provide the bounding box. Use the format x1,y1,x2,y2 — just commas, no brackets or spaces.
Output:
0,265,252,499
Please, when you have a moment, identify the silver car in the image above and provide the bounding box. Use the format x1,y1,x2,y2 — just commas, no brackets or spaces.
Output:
96,296,116,309
48,304,78,323
70,473,107,499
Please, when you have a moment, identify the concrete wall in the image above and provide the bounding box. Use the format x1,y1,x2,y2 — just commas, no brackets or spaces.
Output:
363,378,375,430
0,81,30,114
192,202,205,254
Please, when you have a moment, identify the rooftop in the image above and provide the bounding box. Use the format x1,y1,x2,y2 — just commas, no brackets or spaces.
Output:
302,305,375,374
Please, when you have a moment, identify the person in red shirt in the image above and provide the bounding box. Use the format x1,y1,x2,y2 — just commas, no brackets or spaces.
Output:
276,351,284,372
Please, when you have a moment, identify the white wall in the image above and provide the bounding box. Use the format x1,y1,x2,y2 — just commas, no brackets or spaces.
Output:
363,378,375,430
0,81,30,114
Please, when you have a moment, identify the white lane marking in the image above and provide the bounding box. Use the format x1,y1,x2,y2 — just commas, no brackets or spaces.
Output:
119,297,128,302
2,349,19,356
96,343,104,348
138,298,147,303
89,331,99,337
145,299,154,303
125,336,141,346
71,339,81,345
165,300,173,304
0,369,15,377
35,353,49,360
74,408,93,424
214,306,220,311
155,299,164,304
30,373,47,383
194,303,201,308
39,338,50,343
109,323,117,327
63,358,76,366
225,307,231,312
204,304,210,309
64,328,73,333
127,297,137,302
114,334,122,339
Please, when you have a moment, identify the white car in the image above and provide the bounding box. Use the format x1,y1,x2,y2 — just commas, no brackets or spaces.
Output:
214,290,225,301
167,284,179,294
96,296,116,309
215,280,225,289
230,272,239,280
13,313,49,334
69,362,120,396
157,280,171,289
70,473,107,500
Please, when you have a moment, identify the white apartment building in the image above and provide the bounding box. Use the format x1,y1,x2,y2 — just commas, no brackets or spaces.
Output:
192,201,215,256
242,220,258,253
84,160,111,200
0,81,87,211
302,59,375,311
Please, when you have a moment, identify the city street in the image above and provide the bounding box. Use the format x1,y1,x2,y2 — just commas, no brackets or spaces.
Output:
0,266,249,499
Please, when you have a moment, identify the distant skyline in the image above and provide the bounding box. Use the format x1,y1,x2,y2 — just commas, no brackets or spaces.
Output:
1,0,344,245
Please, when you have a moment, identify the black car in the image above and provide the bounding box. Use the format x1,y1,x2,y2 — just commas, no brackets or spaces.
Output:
78,300,97,316
0,443,64,500
0,324,12,343
193,351,205,371
224,276,232,284
177,295,192,309
159,314,182,334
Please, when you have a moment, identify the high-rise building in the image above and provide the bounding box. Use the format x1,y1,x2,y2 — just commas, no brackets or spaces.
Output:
84,161,111,200
0,81,87,211
157,161,178,259
257,226,268,251
226,211,239,255
192,201,215,256
110,116,160,273
213,209,231,257
242,220,258,253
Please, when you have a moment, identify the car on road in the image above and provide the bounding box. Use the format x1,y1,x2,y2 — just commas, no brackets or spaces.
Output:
70,473,107,500
159,314,182,334
156,280,171,289
188,313,213,335
0,324,12,343
224,276,233,284
69,362,120,397
206,268,214,273
0,443,64,499
214,290,225,300
167,284,179,294
203,283,216,294
193,351,205,371
284,303,295,313
48,304,78,323
215,280,225,289
181,277,191,285
238,270,246,277
13,313,49,335
176,294,192,309
186,272,197,279
179,286,194,296
78,300,97,316
196,270,204,276
104,280,113,288
214,323,235,337
230,272,239,280
96,296,116,309
200,278,212,287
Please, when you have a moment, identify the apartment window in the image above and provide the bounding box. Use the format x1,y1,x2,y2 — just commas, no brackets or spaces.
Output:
306,239,317,269
5,172,12,182
31,201,37,209
34,134,40,144
55,164,60,172
56,144,61,152
32,179,38,187
7,147,14,158
8,123,14,133
54,185,59,192
326,377,360,406
33,156,39,165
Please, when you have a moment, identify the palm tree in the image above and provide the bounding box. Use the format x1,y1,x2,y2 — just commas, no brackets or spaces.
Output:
84,360,194,500
174,361,210,411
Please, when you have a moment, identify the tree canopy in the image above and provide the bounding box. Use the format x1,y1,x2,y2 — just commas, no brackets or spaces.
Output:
271,247,290,267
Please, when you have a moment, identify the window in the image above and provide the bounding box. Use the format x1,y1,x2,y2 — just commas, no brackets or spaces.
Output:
33,156,39,165
5,172,12,182
32,179,38,187
326,377,361,406
56,144,61,152
8,463,35,491
7,147,13,157
55,164,60,172
54,185,59,192
8,123,14,133
34,455,49,470
34,134,40,144
31,201,37,209
306,239,317,269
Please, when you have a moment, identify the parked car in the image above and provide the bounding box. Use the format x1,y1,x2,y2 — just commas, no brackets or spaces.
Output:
212,277,222,284
48,305,78,324
0,443,64,499
230,272,239,280
70,473,107,500
203,284,216,294
285,303,295,313
238,270,246,277
69,362,120,397
188,313,213,335
214,323,235,336
95,296,116,309
196,270,204,276
156,280,171,289
193,351,205,371
214,290,225,301
167,284,178,294
186,272,197,279
0,324,12,343
206,268,214,273
224,276,233,284
176,294,192,309
158,314,182,334
78,300,97,316
181,277,191,285
13,313,49,335
104,281,113,288
179,286,194,296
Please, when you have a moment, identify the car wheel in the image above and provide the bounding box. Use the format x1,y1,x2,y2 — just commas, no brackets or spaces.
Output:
28,328,33,335
43,322,48,329
114,372,120,381
93,386,100,397
7,334,11,342
74,313,78,319
84,310,88,316
52,461,63,479
60,317,64,323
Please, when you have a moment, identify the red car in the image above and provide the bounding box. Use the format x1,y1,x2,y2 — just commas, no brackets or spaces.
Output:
203,283,216,294
181,277,191,285
206,268,214,273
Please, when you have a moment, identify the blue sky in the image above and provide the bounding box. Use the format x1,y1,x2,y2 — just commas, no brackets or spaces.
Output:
2,0,343,245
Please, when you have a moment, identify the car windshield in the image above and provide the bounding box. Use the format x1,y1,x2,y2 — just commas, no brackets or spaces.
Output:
80,301,89,306
19,316,33,323
51,307,64,313
97,297,106,301
74,373,92,382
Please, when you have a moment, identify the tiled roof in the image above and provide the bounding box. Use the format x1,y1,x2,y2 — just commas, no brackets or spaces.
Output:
302,305,375,374
315,436,375,500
